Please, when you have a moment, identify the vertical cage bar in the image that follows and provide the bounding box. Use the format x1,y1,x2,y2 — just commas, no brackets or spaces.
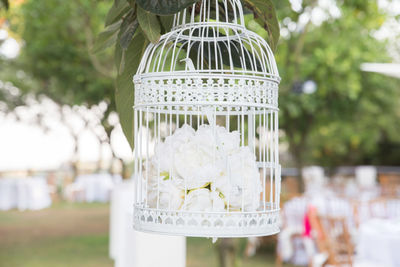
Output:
138,110,143,203
263,108,267,211
145,107,149,207
156,108,161,209
248,110,254,153
269,111,274,206
241,108,245,211
274,110,279,208
134,108,138,204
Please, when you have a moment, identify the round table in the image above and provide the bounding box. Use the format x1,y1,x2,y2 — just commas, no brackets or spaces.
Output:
0,177,51,211
67,173,122,203
357,219,400,267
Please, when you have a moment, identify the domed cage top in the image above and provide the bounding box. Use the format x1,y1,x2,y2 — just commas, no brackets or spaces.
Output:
133,0,281,238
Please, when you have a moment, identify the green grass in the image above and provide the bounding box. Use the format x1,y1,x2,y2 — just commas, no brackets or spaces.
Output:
187,237,220,267
0,203,295,267
0,203,112,267
187,237,296,267
0,235,112,267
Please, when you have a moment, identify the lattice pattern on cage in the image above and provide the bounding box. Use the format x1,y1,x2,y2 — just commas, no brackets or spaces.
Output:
134,77,279,113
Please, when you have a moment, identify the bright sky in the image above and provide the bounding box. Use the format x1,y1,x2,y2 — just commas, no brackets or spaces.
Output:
0,29,19,59
0,108,133,171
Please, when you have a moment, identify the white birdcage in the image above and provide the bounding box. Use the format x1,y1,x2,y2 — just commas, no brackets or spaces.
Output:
132,0,281,238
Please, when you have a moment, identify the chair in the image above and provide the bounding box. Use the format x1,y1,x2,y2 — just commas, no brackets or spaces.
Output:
379,174,400,197
350,200,362,229
281,176,301,201
368,197,388,219
308,209,354,266
275,198,310,266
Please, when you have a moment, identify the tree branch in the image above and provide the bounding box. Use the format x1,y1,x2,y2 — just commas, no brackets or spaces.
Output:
84,25,115,79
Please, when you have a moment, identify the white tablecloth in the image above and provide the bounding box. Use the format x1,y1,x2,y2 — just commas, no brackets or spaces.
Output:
357,219,400,267
0,177,51,211
355,166,377,188
109,180,186,267
66,173,122,203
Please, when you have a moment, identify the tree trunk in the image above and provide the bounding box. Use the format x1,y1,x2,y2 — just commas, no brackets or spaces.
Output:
217,238,237,267
96,142,103,172
118,157,128,179
295,155,305,193
294,146,305,193
71,134,79,181
109,146,128,178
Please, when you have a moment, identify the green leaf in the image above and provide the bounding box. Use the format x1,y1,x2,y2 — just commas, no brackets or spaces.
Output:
118,10,139,50
137,0,199,15
120,19,139,49
137,6,161,43
1,0,9,10
115,45,126,74
115,31,148,150
105,0,130,26
127,0,136,7
243,0,280,52
92,20,122,54
160,171,170,180
158,15,174,34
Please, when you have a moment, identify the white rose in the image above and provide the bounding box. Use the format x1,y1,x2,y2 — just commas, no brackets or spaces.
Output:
183,188,225,211
146,124,260,212
166,124,195,148
192,125,216,153
174,141,218,189
172,124,238,190
215,126,240,154
147,179,184,210
151,124,195,173
145,165,172,187
145,164,186,198
193,125,240,154
210,190,225,211
215,147,261,211
152,142,174,172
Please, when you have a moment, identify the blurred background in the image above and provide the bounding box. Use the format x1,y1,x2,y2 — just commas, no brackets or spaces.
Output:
0,0,400,267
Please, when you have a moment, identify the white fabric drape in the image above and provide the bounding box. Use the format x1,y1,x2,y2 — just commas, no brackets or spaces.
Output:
109,179,186,267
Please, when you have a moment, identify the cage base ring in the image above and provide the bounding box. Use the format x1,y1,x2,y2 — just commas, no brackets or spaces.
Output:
133,205,280,238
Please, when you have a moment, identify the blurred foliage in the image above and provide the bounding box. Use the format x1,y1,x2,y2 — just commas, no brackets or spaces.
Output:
0,0,119,139
271,0,400,167
4,0,114,108
0,0,8,10
136,0,199,15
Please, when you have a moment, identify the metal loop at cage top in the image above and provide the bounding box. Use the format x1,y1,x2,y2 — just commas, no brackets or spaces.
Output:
133,0,281,238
